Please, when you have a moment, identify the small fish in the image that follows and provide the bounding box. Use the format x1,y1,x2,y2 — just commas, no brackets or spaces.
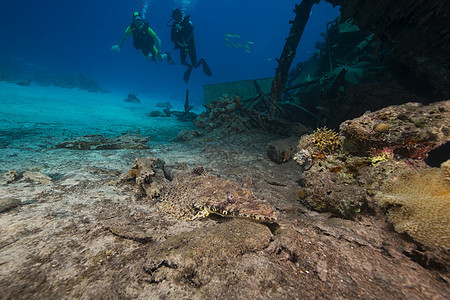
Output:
247,41,254,45
225,33,239,38
245,50,251,53
266,58,272,61
243,45,250,50
225,43,233,48
224,37,232,42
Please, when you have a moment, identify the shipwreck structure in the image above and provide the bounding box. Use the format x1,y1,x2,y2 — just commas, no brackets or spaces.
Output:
201,0,450,134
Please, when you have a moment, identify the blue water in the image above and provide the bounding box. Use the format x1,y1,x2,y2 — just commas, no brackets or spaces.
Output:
0,0,339,106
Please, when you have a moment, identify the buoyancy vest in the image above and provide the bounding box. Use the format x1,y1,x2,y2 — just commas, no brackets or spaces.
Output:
130,22,154,49
171,17,194,47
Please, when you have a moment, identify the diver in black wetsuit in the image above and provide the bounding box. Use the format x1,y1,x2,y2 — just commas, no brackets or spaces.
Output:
169,8,212,83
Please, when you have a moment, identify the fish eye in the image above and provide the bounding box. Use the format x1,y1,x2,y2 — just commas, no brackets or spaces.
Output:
227,192,237,202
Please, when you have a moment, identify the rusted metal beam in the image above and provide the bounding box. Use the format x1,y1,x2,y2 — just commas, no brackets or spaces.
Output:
269,0,320,117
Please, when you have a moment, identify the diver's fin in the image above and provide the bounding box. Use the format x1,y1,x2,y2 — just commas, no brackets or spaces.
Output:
183,66,193,83
201,58,212,76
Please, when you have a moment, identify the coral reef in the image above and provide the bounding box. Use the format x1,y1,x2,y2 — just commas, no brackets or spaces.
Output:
295,101,447,221
194,95,251,134
301,163,368,219
293,149,313,171
299,127,342,157
375,160,450,249
340,100,450,158
2,127,449,299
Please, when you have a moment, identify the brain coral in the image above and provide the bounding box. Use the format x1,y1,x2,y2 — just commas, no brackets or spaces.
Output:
376,160,450,249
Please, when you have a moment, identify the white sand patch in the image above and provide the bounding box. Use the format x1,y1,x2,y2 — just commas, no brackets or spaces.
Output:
0,81,189,131
0,82,197,171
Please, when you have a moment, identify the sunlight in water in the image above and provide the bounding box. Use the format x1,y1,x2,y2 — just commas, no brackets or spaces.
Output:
175,0,198,11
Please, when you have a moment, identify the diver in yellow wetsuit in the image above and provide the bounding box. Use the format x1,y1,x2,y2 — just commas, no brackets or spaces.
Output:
111,12,175,64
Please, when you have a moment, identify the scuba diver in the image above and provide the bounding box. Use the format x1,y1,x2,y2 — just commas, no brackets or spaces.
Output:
112,12,175,65
168,8,212,83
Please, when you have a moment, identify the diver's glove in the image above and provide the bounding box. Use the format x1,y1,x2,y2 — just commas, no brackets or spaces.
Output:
111,45,121,52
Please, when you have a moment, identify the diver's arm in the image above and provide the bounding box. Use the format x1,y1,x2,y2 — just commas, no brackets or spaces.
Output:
154,35,162,52
146,27,161,52
112,27,131,51
184,20,194,43
118,33,129,48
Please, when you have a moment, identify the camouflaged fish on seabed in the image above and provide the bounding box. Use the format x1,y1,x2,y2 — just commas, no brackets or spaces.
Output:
160,166,278,223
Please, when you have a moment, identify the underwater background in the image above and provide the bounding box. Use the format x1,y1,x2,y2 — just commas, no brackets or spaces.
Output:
1,1,449,299
0,0,339,106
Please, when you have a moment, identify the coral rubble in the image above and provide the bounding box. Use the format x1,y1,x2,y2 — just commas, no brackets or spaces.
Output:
55,133,151,150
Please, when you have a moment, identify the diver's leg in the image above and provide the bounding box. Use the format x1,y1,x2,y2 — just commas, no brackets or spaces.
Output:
141,48,149,57
141,46,156,62
188,39,199,68
180,48,191,68
152,46,163,62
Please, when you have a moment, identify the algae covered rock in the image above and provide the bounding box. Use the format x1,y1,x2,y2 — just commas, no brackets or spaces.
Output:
0,198,21,213
266,136,298,164
143,219,273,297
299,157,368,220
56,133,151,150
339,100,450,158
114,156,166,199
294,101,449,220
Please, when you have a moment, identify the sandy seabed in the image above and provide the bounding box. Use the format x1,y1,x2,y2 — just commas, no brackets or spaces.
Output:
0,82,448,299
